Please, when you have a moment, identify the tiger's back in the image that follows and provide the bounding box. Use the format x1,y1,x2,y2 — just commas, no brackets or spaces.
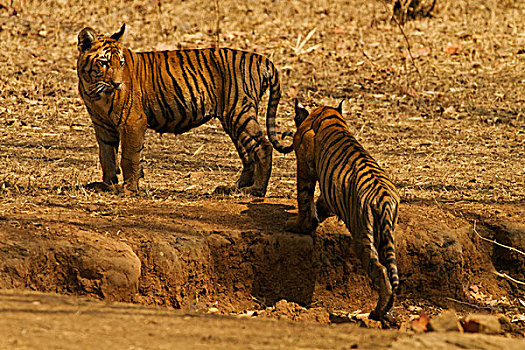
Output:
312,108,399,230
287,102,399,325
125,48,280,136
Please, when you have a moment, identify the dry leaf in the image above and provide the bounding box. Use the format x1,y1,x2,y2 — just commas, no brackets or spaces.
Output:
417,46,431,57
443,106,456,115
333,27,346,34
401,87,418,98
405,46,432,59
511,314,525,323
444,44,462,55
411,312,429,333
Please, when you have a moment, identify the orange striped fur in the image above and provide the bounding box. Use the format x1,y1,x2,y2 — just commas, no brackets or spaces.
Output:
286,100,400,324
77,24,292,196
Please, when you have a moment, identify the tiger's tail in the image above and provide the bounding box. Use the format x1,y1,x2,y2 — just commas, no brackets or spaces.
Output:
379,200,399,292
264,60,293,154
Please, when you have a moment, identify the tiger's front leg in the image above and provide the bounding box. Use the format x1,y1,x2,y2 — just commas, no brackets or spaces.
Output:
286,158,319,234
119,120,147,194
87,123,120,192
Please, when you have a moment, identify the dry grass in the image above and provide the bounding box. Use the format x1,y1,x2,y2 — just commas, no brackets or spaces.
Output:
0,0,524,207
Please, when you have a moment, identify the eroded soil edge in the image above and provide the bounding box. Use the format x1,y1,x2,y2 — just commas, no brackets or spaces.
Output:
1,197,522,326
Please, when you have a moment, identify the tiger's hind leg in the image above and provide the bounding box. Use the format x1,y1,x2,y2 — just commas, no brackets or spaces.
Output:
214,120,257,195
315,195,334,223
230,107,273,197
248,139,272,197
231,135,255,189
352,222,393,326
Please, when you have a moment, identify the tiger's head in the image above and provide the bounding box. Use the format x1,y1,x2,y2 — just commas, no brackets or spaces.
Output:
293,99,345,127
77,24,127,99
293,99,310,127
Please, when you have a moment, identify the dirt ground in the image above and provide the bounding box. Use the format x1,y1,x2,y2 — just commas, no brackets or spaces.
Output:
1,0,525,348
2,290,525,350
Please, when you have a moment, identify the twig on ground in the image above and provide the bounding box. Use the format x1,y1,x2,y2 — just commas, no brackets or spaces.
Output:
290,28,320,56
156,0,165,37
380,1,421,80
493,271,525,287
473,221,525,256
445,297,492,310
473,221,525,287
214,0,221,47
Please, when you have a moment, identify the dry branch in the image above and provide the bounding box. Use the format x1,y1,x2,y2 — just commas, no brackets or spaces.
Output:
214,0,221,47
386,5,422,80
493,271,525,287
473,221,525,257
473,221,525,288
445,297,492,311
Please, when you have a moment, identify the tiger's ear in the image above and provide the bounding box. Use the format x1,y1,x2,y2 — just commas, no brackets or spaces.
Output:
294,98,309,127
78,27,97,52
110,24,126,41
336,99,344,114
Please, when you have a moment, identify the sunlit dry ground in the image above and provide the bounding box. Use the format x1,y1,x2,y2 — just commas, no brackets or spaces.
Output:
1,0,525,344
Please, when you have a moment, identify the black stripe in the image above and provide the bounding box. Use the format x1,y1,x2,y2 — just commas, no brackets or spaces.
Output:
92,119,117,134
183,51,203,122
162,52,190,132
191,51,215,109
99,138,119,147
153,53,176,130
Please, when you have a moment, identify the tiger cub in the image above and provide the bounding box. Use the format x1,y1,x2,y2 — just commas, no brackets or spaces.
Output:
286,100,400,324
77,24,292,196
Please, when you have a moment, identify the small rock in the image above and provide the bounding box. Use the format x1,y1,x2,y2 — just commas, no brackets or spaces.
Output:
463,314,502,334
408,305,423,313
207,307,219,314
237,310,257,318
274,299,288,311
497,314,510,325
429,310,462,332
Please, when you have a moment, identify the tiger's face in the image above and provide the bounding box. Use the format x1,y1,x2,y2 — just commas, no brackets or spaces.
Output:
77,24,127,98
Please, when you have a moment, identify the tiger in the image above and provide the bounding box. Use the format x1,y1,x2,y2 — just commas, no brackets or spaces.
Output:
76,24,292,197
285,99,400,326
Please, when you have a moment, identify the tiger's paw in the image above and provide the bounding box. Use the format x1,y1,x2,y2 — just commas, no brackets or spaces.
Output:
285,217,316,234
85,182,137,195
381,311,399,329
241,186,266,197
85,181,115,193
214,185,236,196
214,184,266,197
122,182,139,195
369,307,398,329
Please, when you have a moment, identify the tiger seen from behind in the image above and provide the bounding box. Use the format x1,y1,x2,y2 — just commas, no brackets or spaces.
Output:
286,100,400,326
77,24,292,196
